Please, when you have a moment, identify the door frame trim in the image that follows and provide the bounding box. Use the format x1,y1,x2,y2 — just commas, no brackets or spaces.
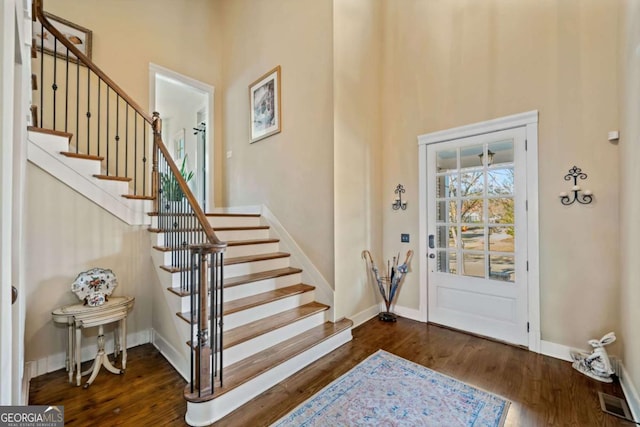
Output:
417,110,540,352
148,63,215,211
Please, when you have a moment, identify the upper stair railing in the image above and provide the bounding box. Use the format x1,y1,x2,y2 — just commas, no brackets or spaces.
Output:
33,0,226,401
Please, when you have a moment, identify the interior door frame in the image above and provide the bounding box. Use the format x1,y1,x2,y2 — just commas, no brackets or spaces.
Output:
149,63,214,212
418,111,540,352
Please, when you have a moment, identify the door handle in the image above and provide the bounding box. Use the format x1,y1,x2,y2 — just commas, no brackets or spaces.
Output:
428,234,435,249
429,253,436,259
12,286,17,305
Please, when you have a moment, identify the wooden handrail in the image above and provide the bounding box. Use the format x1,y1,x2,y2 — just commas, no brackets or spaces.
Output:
152,115,224,247
34,0,153,125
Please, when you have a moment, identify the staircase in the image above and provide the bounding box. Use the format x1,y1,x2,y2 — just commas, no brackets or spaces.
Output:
149,212,352,424
29,2,352,425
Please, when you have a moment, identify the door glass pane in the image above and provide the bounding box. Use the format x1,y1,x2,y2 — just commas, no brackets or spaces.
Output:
436,200,457,222
437,226,457,249
489,255,515,282
487,168,514,195
462,252,485,278
436,150,457,172
488,198,514,224
437,250,457,274
487,140,514,166
489,226,515,252
436,174,457,198
461,226,484,250
461,199,483,223
460,171,483,197
460,145,483,169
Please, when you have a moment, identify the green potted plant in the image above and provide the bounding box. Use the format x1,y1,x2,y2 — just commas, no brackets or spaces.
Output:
161,156,194,201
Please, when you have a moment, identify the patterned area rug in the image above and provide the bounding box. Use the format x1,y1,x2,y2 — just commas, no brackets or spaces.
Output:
272,350,510,427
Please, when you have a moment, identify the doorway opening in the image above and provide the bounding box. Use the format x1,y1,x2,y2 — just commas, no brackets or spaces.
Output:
149,64,214,211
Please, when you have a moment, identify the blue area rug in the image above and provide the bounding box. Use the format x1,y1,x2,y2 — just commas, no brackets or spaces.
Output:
272,350,510,427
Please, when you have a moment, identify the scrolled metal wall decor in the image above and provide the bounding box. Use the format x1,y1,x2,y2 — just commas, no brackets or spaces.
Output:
392,184,407,210
559,166,593,205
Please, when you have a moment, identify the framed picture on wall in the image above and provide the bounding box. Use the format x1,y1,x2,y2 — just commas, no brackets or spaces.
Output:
32,12,93,63
249,65,281,143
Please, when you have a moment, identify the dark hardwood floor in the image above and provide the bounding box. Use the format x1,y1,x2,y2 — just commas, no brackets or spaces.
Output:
30,317,635,426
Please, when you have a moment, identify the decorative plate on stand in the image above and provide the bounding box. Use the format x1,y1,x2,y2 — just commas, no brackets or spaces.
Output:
71,268,118,306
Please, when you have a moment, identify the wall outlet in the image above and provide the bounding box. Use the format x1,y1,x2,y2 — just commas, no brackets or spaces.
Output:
401,234,410,243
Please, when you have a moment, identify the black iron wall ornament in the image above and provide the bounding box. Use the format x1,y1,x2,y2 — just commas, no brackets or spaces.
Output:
559,166,593,205
392,184,407,210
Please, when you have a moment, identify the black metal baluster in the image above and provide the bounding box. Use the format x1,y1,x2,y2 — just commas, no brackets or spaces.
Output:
143,126,147,196
86,67,90,150
210,250,215,388
190,249,195,394
52,38,57,130
106,87,110,175
125,105,129,178
116,95,120,176
65,48,69,134
76,59,80,153
97,79,101,156
39,23,44,127
134,114,138,195
219,252,224,387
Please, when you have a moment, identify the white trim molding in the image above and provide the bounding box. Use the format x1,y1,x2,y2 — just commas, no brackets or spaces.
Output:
620,363,640,423
417,111,541,351
151,328,189,381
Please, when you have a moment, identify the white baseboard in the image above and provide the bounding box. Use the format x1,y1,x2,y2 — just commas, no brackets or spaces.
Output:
350,304,379,328
393,304,425,322
539,340,574,363
151,329,190,382
28,329,151,378
620,362,640,422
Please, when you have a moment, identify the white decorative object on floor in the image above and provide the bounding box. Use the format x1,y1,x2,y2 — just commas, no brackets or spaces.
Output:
52,296,135,388
570,332,616,383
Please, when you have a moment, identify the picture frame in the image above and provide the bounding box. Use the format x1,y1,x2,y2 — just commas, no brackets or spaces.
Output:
33,12,93,63
249,65,281,143
173,128,185,160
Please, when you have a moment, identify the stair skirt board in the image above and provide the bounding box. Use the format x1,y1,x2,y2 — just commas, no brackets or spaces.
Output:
185,329,353,426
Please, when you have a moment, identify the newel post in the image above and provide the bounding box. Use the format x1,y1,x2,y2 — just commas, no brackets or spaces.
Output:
152,112,161,213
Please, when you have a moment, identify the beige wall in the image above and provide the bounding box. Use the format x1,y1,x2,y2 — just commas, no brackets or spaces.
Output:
619,0,640,402
381,0,621,349
47,0,225,207
333,0,383,320
219,0,335,283
24,164,155,364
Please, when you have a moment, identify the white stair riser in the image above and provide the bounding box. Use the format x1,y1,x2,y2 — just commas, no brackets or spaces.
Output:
214,228,270,241
223,257,290,277
28,131,69,151
176,291,316,339
223,311,327,368
158,251,289,277
223,273,302,301
223,291,315,330
173,272,303,313
207,216,262,228
98,179,130,196
225,242,279,258
185,328,353,426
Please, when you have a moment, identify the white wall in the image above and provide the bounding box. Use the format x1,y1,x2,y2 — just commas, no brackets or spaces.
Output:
619,0,640,413
24,164,156,370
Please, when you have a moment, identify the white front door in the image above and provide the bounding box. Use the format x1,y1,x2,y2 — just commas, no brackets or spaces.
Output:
426,127,528,346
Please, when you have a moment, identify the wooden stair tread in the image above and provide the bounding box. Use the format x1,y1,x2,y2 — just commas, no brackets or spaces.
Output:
166,267,303,297
60,152,104,161
185,319,353,401
93,174,132,182
27,126,73,140
156,250,289,266
225,267,302,288
176,284,315,322
206,212,261,218
227,238,279,246
224,301,329,349
122,194,155,200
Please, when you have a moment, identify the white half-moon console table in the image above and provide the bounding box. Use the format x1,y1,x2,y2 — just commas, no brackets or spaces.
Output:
52,296,135,388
